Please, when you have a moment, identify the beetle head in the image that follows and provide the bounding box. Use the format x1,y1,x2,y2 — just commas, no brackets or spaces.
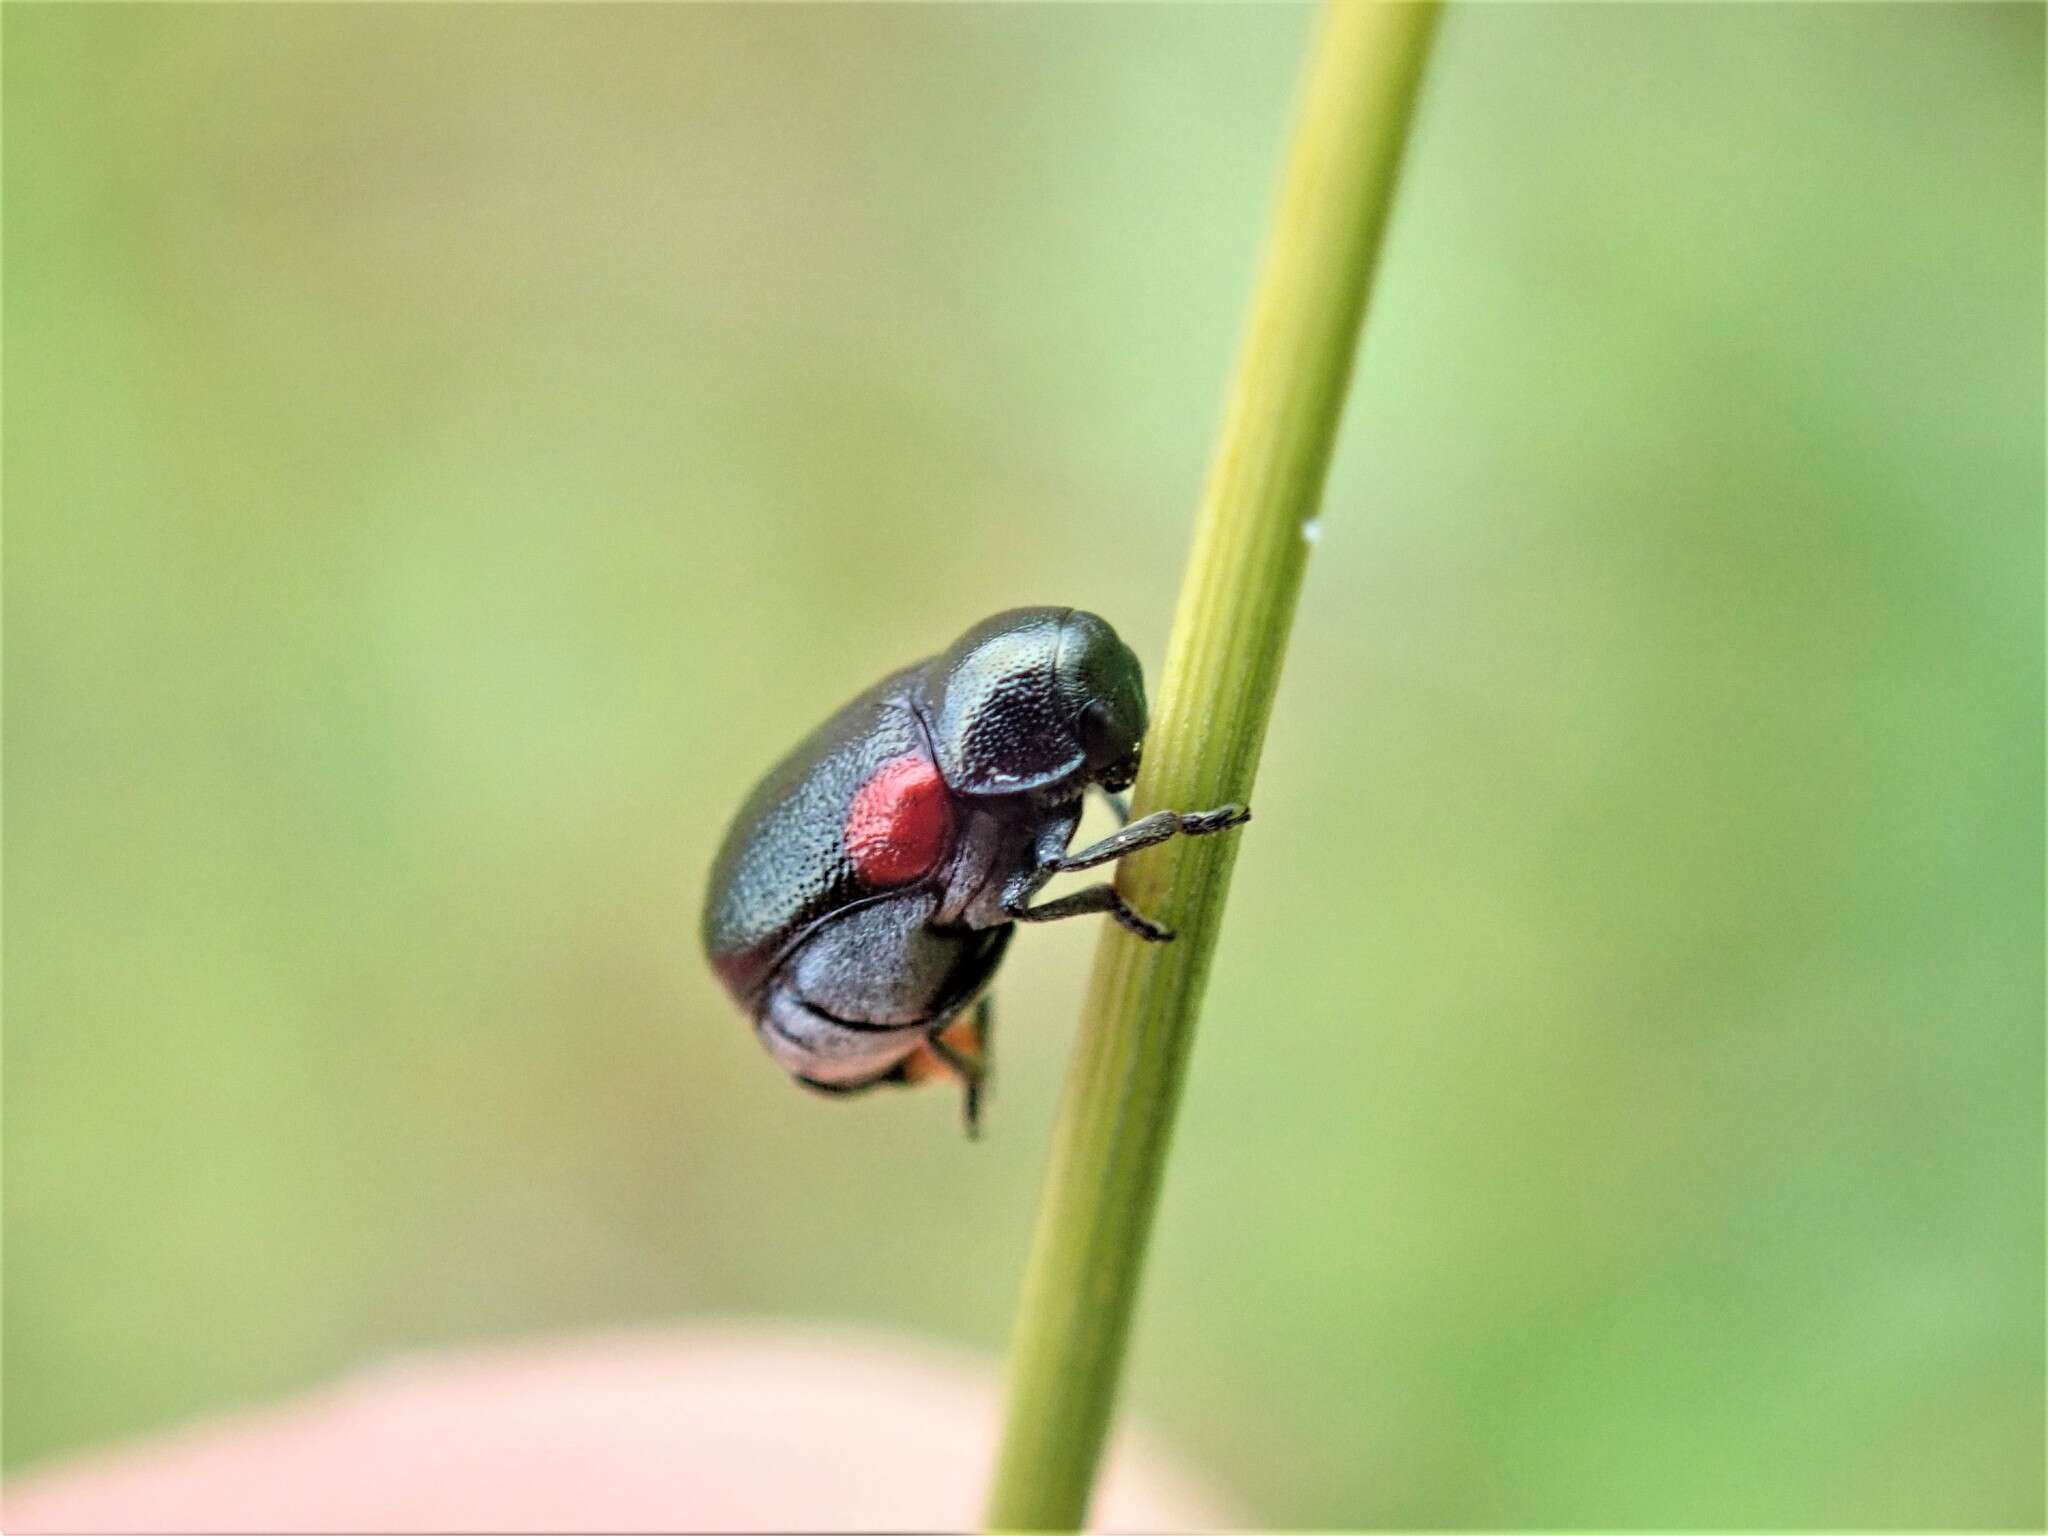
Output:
1061,610,1147,792
922,608,1148,799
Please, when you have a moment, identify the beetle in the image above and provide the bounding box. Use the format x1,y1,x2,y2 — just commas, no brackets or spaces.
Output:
700,607,1249,1136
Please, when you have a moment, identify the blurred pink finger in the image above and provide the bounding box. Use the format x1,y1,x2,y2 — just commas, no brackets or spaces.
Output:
3,1326,1234,1533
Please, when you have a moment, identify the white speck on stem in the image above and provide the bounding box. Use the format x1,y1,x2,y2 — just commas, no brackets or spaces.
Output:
1301,518,1322,546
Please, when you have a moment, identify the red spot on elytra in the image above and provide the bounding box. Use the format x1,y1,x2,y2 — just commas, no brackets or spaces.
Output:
845,754,954,887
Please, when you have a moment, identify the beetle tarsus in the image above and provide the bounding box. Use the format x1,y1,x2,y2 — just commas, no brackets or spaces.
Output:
1180,802,1251,835
962,1077,982,1139
925,1039,981,1138
1054,801,1252,874
1115,907,1174,943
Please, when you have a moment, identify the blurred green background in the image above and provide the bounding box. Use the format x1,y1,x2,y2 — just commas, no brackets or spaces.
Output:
6,3,2042,1527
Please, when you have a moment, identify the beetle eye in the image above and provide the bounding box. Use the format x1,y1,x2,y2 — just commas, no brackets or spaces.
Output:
1099,747,1140,794
1077,697,1121,761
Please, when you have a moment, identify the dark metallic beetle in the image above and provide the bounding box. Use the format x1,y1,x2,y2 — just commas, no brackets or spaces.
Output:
701,607,1249,1136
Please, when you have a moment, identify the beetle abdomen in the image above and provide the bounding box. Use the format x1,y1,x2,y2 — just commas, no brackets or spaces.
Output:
755,892,1010,1087
757,985,927,1087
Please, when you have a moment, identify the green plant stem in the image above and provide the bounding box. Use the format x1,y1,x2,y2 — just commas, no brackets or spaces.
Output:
984,3,1440,1528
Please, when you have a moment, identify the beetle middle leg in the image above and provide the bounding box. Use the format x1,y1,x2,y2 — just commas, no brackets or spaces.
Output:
1055,803,1251,874
1004,882,1173,942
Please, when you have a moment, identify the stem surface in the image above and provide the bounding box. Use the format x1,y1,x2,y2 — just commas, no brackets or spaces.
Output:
985,3,1440,1527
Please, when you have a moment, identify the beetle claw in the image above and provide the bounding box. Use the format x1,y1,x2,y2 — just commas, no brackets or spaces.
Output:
1182,803,1251,834
1118,911,1174,943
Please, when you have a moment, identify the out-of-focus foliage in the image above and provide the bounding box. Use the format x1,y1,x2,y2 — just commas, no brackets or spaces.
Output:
6,5,2040,1526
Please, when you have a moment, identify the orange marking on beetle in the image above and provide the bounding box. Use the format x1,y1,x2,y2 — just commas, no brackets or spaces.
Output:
931,1010,983,1068
845,753,955,887
899,1012,982,1089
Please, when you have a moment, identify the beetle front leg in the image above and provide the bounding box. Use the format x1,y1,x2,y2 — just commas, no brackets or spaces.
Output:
1055,802,1251,874
1003,882,1173,942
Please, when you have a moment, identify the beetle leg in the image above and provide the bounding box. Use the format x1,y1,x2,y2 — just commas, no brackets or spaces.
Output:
1004,882,1173,942
1054,803,1251,873
925,994,993,1139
